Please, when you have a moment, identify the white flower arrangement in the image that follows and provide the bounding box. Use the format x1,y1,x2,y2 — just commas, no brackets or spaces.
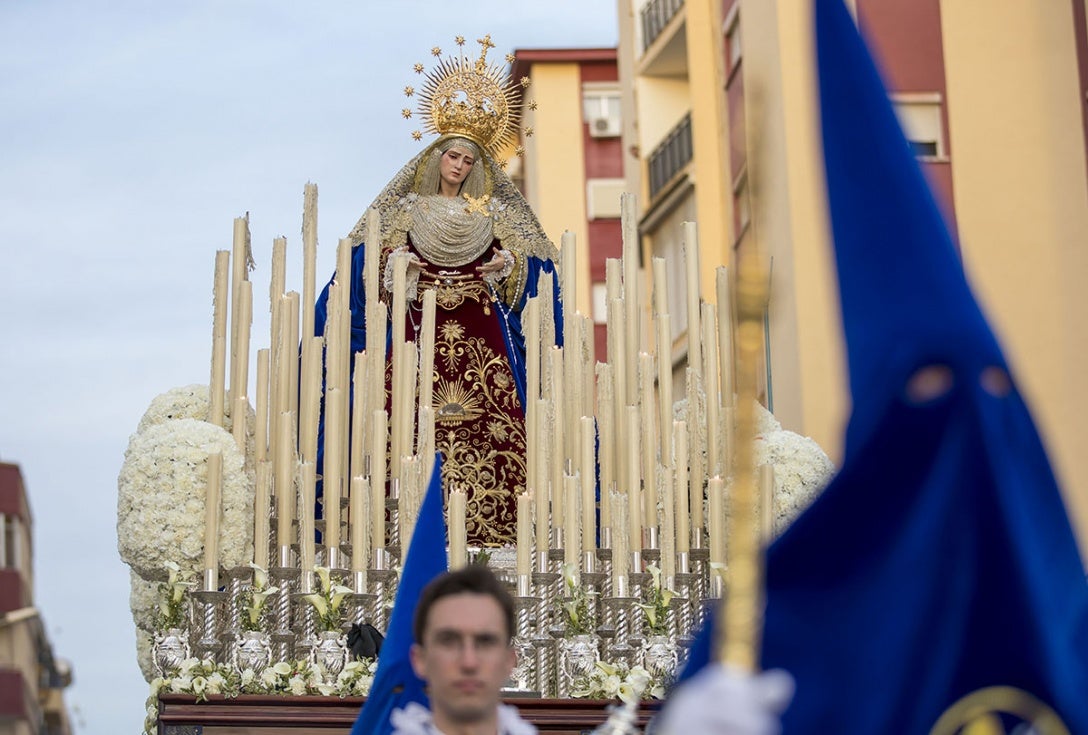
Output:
136,384,256,461
571,660,665,702
135,628,154,682
237,564,279,632
757,429,835,535
750,401,835,536
558,563,595,636
143,656,376,735
303,565,355,632
155,561,197,630
117,418,253,579
637,565,676,636
130,571,162,635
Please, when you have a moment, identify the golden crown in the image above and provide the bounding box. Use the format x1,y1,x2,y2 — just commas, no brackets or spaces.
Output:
402,35,534,162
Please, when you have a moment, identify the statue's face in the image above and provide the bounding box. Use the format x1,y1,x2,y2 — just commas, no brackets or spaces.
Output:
439,146,475,193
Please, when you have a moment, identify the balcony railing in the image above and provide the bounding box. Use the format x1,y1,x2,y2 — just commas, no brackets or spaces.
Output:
648,113,693,200
641,0,685,51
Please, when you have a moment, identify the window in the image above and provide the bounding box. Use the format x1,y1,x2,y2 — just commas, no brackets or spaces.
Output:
583,87,622,138
1,514,19,569
725,8,742,75
732,169,750,242
892,94,945,160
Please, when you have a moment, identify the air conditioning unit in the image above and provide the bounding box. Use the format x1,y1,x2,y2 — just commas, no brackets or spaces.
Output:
589,114,621,138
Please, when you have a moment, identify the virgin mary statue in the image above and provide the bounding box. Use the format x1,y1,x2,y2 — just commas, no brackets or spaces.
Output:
315,36,560,547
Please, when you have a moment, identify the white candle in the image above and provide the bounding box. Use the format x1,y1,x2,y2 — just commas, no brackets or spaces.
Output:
687,367,706,542
708,476,725,567
516,492,532,577
702,302,721,476
418,289,437,418
232,395,248,458
716,266,735,411
229,217,249,403
256,349,270,463
448,489,468,570
534,398,550,553
626,406,642,547
564,474,580,570
639,353,657,536
299,461,317,581
253,460,271,570
203,450,223,589
525,298,541,503
561,231,577,348
595,363,614,531
301,184,318,383
349,352,367,479
661,464,676,581
323,387,343,554
351,475,370,577
652,257,668,317
549,347,565,526
621,193,640,407
683,221,701,382
274,411,295,554
364,208,381,310
398,340,418,482
656,314,673,464
284,291,301,423
366,303,388,441
370,410,388,551
611,490,629,590
674,422,690,554
269,236,286,413
231,279,253,454
209,250,229,428
580,417,596,554
301,336,323,464
610,298,628,494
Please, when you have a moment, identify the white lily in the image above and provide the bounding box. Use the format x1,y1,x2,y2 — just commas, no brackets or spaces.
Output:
249,563,270,590
303,593,328,618
314,565,332,593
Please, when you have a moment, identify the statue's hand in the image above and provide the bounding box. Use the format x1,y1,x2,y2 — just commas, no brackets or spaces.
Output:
477,249,510,276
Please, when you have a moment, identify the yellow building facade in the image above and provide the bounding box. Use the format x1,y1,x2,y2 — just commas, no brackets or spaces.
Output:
616,0,1088,550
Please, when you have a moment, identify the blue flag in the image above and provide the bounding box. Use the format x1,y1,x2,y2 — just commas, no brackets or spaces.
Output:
679,1,1088,731
350,454,448,735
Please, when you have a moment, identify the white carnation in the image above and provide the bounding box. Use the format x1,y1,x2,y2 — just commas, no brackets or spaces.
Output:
130,571,161,633
755,429,835,536
136,384,256,466
117,418,253,579
135,628,155,682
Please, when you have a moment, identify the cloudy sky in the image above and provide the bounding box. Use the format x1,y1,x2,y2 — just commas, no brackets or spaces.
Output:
0,3,617,732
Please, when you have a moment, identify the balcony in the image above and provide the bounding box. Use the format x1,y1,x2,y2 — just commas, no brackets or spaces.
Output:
648,113,693,200
641,0,685,51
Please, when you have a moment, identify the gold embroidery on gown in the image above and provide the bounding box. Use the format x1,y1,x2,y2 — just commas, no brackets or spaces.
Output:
431,318,526,546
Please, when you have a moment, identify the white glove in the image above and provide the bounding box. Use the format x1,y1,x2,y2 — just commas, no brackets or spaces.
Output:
655,664,795,735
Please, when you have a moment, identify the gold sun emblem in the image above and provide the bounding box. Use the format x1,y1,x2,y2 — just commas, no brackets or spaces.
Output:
434,379,485,425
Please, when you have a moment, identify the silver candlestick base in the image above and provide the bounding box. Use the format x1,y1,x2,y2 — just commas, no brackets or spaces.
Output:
191,589,228,661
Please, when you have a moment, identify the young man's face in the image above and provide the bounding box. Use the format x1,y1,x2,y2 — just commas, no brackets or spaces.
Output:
410,592,515,728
